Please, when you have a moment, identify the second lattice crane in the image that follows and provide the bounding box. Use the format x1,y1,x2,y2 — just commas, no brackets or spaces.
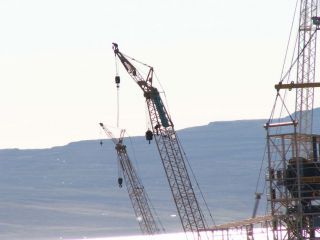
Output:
99,122,163,235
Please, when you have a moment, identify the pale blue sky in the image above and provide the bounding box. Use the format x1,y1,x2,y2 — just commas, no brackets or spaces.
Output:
0,0,298,148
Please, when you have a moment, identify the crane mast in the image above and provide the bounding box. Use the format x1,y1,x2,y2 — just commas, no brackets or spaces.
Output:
296,0,318,156
265,1,320,239
99,123,161,235
112,43,207,235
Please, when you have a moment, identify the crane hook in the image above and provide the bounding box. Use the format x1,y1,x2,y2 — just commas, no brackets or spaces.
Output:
145,129,153,144
118,177,123,188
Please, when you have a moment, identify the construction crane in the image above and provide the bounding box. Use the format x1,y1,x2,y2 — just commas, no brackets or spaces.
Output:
99,122,162,235
112,43,208,238
265,1,320,239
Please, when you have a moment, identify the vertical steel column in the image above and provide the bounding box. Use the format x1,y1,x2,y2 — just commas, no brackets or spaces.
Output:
295,0,318,156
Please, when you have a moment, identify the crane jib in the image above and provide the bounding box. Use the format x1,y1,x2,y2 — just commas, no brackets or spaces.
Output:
151,88,169,128
112,44,208,236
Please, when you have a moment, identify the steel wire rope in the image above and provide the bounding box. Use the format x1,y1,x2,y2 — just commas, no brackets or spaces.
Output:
266,1,299,197
255,94,281,214
154,71,173,121
279,0,299,81
122,55,154,129
153,57,215,233
266,93,295,194
260,1,300,217
144,135,170,233
179,150,213,240
175,133,216,229
124,130,140,178
114,54,120,128
116,87,120,128
122,52,153,69
122,50,175,127
278,94,295,123
254,144,267,195
278,30,317,85
276,31,298,125
124,130,166,233
119,51,174,234
101,123,123,180
276,0,299,126
256,30,298,215
265,0,298,176
123,58,155,133
121,49,213,239
122,52,171,115
153,67,214,237
145,101,151,131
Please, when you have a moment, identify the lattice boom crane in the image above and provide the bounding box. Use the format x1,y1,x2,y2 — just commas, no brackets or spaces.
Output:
99,122,161,235
112,43,207,236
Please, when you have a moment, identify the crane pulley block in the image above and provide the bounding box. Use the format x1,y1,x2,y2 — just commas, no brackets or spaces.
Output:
145,129,153,143
115,76,120,88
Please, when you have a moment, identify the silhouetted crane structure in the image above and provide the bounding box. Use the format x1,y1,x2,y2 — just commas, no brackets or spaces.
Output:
112,43,207,238
265,1,320,239
99,122,161,235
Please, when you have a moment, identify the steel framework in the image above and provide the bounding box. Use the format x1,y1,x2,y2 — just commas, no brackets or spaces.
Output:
265,126,320,239
112,43,207,237
99,123,161,235
266,1,320,239
296,0,318,156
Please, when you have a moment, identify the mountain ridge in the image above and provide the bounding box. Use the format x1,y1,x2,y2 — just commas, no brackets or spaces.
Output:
2,108,320,239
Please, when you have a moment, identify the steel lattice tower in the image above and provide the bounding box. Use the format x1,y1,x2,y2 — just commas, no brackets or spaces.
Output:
266,1,320,239
296,0,318,156
112,43,207,239
99,123,161,235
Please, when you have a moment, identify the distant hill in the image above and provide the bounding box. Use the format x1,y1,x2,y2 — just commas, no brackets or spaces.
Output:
1,108,320,240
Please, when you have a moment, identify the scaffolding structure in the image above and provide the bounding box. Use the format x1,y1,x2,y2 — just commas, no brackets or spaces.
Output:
204,215,273,240
265,123,320,239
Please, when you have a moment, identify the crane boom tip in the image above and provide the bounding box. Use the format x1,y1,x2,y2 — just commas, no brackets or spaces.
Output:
112,43,119,51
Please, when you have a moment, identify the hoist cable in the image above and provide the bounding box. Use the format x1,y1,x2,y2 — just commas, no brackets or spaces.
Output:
152,64,214,230
126,131,140,174
144,188,166,233
154,71,173,119
176,134,216,227
279,30,317,84
117,88,120,128
255,144,267,194
122,52,153,69
253,0,299,219
280,0,299,81
278,93,295,122
267,93,280,124
114,52,119,76
114,54,120,128
125,130,166,233
117,155,122,179
145,101,150,130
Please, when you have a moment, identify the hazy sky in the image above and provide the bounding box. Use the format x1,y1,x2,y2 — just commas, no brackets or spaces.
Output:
0,0,299,148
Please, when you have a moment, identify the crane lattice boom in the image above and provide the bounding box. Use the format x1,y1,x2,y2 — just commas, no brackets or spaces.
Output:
99,123,161,235
112,43,207,236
